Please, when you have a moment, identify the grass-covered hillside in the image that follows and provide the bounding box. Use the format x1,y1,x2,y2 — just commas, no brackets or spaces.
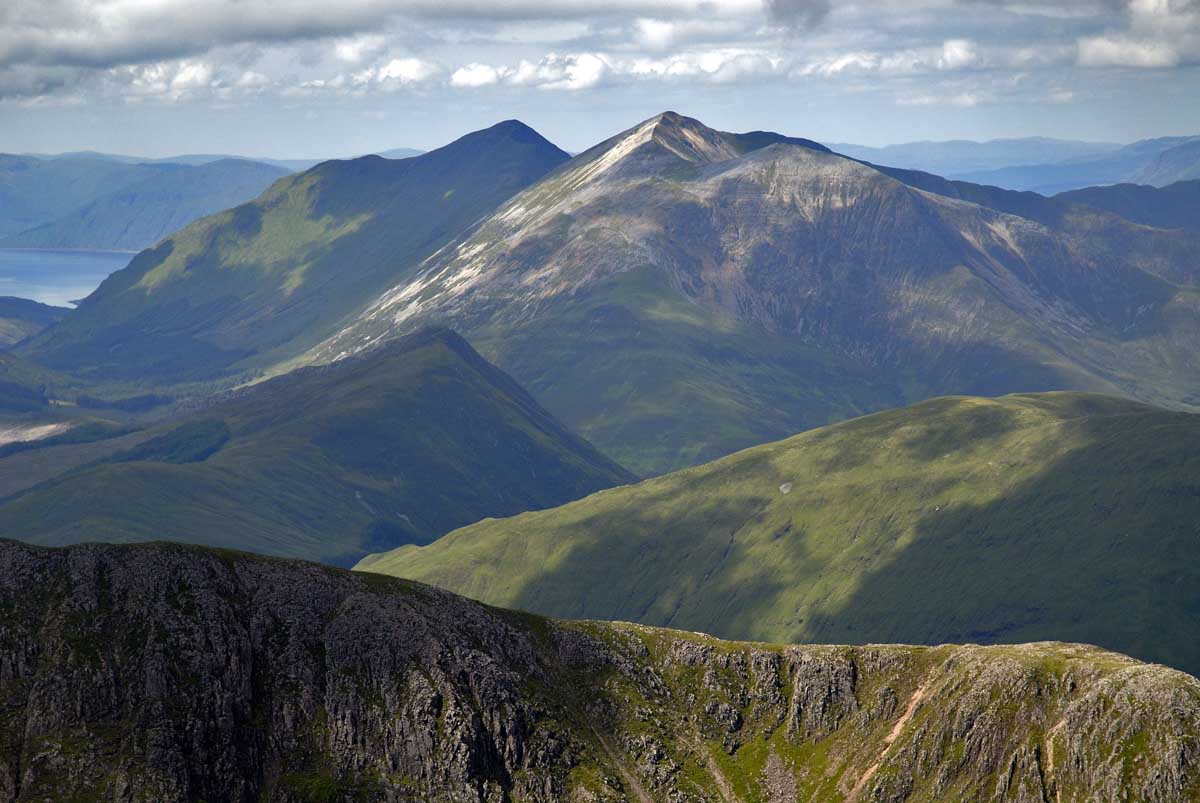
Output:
22,121,568,383
359,392,1200,675
0,328,631,565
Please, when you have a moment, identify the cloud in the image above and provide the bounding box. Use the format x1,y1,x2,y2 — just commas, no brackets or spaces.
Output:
509,52,610,90
939,39,978,69
451,62,505,86
1077,35,1179,65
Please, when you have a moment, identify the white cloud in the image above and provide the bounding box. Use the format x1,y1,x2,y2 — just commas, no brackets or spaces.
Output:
1077,35,1179,66
451,62,506,87
636,19,676,50
898,91,984,107
497,52,611,90
939,39,978,69
377,57,439,83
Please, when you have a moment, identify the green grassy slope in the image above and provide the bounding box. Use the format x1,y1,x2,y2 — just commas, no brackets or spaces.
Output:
0,158,289,251
22,121,568,383
0,328,631,565
359,391,1200,675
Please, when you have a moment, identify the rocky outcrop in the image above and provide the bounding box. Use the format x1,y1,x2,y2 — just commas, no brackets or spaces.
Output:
1,539,1197,802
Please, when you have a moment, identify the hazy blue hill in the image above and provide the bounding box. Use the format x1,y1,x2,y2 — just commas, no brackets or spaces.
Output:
1134,139,1200,186
827,137,1120,177
0,297,69,347
22,120,569,384
0,328,632,565
1057,180,1200,229
361,392,1200,676
0,159,289,251
375,147,424,159
951,135,1200,193
0,154,161,237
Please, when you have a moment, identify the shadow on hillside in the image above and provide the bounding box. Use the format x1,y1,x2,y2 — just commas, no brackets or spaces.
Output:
503,447,800,635
810,406,1200,676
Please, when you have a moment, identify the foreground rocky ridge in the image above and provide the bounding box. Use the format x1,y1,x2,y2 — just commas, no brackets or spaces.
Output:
1,539,1197,802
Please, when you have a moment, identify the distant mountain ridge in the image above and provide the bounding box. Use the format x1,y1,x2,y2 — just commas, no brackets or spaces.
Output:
827,136,1121,177
0,154,289,248
0,158,289,251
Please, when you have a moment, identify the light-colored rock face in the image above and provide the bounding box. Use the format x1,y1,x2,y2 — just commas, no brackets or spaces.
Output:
1,540,1198,803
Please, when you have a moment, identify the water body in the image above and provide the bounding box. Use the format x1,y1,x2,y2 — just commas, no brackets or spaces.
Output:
0,249,133,307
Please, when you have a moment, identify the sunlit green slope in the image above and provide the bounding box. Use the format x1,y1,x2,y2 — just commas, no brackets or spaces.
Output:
359,391,1200,674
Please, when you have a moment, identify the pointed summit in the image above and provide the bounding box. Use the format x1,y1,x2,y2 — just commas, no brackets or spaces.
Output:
640,111,742,164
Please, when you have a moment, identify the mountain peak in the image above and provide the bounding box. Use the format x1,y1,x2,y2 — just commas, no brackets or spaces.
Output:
640,110,741,164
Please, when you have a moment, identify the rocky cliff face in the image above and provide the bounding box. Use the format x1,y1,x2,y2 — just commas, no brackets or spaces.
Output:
1,539,1197,802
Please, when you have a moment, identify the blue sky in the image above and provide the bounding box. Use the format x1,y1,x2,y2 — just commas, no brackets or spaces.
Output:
1,0,1198,157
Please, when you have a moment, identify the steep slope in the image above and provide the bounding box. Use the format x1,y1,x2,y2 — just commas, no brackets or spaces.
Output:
360,392,1200,676
314,112,1200,474
0,158,289,251
1132,138,1200,186
1057,180,1200,230
22,121,569,383
0,328,631,565
0,297,68,346
4,539,1199,802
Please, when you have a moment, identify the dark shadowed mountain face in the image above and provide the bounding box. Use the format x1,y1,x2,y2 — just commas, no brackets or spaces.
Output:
310,112,1200,475
0,158,289,251
0,328,631,566
3,539,1198,802
362,391,1200,678
21,121,569,383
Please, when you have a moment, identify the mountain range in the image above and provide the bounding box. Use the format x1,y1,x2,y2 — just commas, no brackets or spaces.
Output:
0,328,629,565
826,137,1121,179
306,112,1200,474
832,134,1200,193
1,109,1199,797
16,112,1200,477
4,538,1198,802
954,136,1200,193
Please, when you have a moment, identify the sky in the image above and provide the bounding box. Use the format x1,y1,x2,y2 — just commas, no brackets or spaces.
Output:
1,0,1198,158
